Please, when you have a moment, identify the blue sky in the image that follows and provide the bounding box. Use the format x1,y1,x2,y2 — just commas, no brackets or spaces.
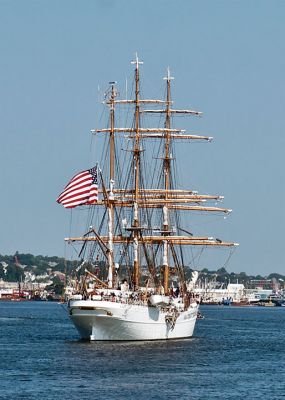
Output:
1,0,285,275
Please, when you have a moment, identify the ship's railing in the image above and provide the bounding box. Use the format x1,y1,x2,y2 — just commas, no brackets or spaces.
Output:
69,291,199,309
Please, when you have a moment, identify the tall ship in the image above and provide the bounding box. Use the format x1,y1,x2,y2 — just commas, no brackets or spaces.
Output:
57,55,238,341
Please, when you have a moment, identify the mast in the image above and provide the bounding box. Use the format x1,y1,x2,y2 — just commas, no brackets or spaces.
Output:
130,54,143,289
107,82,116,288
162,68,173,294
164,68,173,196
109,82,116,184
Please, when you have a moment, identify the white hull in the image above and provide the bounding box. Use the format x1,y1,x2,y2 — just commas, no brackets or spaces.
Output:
68,299,198,341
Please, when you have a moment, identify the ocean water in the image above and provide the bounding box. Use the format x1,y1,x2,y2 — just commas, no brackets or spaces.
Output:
0,302,284,400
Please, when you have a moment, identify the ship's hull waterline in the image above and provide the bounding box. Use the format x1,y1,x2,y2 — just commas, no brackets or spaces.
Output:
68,300,198,341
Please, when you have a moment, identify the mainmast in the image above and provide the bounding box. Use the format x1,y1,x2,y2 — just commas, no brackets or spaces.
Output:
107,82,116,288
162,68,173,294
163,68,173,195
131,54,143,289
109,82,116,184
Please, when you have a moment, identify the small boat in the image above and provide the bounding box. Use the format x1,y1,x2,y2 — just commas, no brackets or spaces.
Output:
197,311,204,320
222,297,232,306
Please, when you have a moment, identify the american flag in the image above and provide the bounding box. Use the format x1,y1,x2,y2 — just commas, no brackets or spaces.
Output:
57,166,98,209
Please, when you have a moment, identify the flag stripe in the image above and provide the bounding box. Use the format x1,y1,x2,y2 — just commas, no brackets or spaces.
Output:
57,181,94,202
59,186,98,206
58,175,93,197
57,166,98,208
64,173,92,191
60,187,98,204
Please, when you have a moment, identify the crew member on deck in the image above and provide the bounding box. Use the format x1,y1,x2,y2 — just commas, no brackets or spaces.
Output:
121,279,129,292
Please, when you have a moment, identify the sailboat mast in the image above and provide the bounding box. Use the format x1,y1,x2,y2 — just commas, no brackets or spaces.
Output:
131,54,143,289
164,68,172,197
109,82,116,182
162,68,173,294
107,82,116,288
133,56,142,202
